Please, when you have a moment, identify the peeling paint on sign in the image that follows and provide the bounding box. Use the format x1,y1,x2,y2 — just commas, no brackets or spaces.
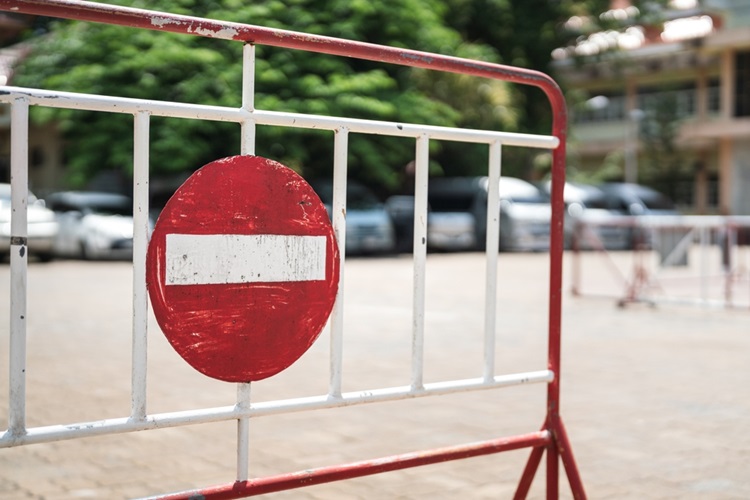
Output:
147,155,340,383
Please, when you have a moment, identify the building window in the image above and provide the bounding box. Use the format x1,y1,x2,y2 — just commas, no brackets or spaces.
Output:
735,51,750,117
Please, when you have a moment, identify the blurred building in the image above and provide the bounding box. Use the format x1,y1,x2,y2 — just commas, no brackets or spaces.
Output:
553,0,750,215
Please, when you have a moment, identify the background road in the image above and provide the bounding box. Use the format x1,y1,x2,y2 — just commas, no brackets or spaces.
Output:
1,252,749,499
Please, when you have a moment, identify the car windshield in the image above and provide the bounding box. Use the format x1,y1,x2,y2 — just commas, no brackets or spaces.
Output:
428,192,475,212
47,193,134,216
87,201,133,216
580,194,609,209
311,181,382,210
428,178,479,212
499,179,549,204
639,191,675,210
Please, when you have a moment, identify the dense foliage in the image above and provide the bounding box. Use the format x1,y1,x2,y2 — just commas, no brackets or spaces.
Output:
11,0,622,192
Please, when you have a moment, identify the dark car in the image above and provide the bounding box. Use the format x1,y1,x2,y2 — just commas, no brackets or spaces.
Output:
598,183,679,216
598,182,681,250
546,182,631,250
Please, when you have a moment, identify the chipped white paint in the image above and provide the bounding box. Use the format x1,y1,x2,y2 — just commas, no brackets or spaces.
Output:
165,234,326,285
187,25,239,39
149,16,177,28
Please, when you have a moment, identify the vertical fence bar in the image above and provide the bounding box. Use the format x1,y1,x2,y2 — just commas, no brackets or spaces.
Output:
8,97,29,436
483,140,502,381
241,43,256,155
131,110,150,421
329,127,349,398
411,134,429,390
725,226,736,307
236,383,251,481
699,225,709,304
236,41,257,482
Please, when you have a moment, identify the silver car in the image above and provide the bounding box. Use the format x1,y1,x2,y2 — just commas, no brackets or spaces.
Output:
428,176,551,252
493,177,551,252
424,178,480,251
45,191,138,260
0,183,58,262
311,180,396,255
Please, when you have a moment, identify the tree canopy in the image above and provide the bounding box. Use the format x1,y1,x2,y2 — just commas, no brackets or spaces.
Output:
11,0,606,192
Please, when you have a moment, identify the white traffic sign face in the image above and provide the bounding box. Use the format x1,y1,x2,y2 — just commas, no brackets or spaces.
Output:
146,155,340,382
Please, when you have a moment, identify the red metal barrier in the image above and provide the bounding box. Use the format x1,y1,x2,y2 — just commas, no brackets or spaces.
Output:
0,1,583,498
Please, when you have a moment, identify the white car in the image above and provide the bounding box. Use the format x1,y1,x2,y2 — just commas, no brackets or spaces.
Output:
0,183,58,262
45,191,139,260
427,176,552,252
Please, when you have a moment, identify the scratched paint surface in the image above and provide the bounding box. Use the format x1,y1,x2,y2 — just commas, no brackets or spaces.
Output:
147,155,339,382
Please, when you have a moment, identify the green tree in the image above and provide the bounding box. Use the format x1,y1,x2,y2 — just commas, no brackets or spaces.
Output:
13,0,515,193
442,0,614,179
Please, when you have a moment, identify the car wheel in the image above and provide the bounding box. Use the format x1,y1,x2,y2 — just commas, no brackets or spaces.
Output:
37,252,54,263
80,240,93,260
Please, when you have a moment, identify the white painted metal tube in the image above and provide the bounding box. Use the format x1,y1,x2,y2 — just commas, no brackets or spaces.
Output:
0,86,243,122
329,127,348,398
483,141,502,381
411,135,430,391
253,109,558,148
0,369,554,447
699,225,709,303
240,43,256,155
131,111,150,421
0,86,559,149
8,97,29,437
236,383,251,482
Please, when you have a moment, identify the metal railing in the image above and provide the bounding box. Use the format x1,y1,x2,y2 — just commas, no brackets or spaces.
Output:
570,214,750,309
0,1,583,498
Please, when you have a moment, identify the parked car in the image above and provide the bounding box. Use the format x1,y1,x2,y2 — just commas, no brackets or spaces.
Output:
45,191,139,260
384,195,418,253
545,182,631,250
424,177,480,251
428,176,551,252
310,180,396,255
598,182,681,249
493,177,551,252
0,183,58,262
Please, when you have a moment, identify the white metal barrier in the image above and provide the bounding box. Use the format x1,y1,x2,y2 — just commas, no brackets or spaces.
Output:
1,1,585,498
570,215,750,309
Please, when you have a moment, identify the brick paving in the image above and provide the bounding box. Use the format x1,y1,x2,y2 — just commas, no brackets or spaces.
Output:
1,252,749,499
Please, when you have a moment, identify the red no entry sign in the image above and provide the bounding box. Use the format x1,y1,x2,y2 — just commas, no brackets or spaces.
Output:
146,155,340,382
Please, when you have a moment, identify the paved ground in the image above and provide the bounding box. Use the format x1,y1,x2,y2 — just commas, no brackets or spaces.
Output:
1,251,749,499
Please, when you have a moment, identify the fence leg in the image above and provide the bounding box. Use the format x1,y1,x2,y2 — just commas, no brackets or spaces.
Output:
554,417,587,500
513,444,544,500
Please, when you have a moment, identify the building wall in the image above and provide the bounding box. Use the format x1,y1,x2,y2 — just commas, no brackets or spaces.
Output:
731,138,750,214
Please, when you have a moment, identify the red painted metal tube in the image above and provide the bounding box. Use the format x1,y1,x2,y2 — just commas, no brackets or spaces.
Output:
513,442,544,500
554,417,587,500
154,431,550,499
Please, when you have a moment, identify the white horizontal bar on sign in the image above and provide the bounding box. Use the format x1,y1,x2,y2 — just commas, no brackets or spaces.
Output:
253,109,560,149
165,233,326,285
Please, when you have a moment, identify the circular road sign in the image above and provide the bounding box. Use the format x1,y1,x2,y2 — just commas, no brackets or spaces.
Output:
147,155,340,383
